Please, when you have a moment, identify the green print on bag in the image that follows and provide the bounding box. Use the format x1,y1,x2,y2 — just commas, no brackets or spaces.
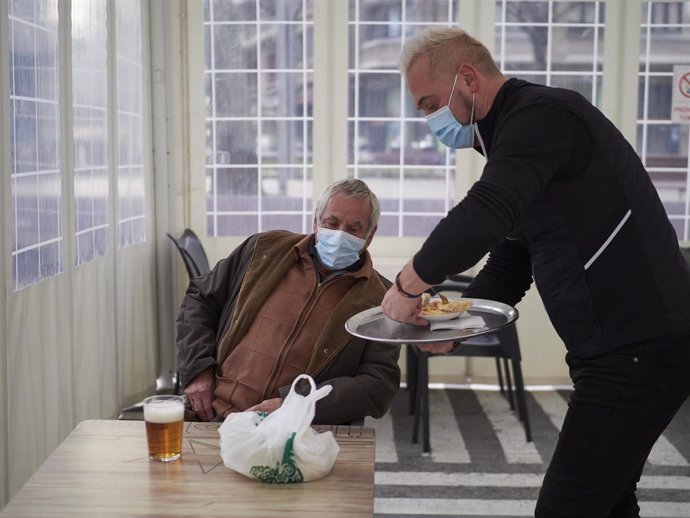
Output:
249,432,304,483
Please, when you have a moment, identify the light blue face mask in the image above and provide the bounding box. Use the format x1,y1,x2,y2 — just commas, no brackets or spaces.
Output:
315,227,367,270
425,74,476,149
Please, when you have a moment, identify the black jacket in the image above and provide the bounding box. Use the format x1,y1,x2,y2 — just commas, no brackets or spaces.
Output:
414,78,690,358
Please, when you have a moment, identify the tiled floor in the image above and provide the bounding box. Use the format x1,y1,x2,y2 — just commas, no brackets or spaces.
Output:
368,388,690,518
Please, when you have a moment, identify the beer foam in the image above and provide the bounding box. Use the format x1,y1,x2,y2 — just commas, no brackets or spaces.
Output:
144,400,184,424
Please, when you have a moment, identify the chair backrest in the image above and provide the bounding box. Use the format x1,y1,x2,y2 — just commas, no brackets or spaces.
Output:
166,229,210,281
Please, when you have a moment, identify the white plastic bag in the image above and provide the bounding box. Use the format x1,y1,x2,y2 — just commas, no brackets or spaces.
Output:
218,374,340,483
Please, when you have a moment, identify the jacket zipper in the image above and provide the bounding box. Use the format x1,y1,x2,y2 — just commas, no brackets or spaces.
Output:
263,276,323,399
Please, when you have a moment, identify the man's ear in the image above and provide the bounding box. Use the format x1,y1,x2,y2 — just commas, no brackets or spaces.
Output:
458,63,479,91
363,225,377,249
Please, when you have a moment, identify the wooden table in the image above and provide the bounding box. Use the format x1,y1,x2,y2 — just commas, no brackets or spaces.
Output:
1,420,375,517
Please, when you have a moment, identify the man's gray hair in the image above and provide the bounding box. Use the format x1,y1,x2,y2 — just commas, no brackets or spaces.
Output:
399,26,501,79
315,179,380,233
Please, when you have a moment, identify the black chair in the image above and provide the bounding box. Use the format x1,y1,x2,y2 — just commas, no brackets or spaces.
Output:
166,229,211,394
407,275,532,453
166,229,210,281
118,229,210,419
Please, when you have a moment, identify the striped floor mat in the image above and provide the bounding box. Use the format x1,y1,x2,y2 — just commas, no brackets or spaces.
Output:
366,388,690,518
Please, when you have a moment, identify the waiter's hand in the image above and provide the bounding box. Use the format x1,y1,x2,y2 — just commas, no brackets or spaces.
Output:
381,261,431,326
381,286,428,326
416,341,461,354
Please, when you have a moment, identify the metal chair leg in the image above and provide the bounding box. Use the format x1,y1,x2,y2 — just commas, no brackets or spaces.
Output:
412,349,423,444
495,357,505,394
503,357,515,410
174,370,181,396
420,351,431,454
411,349,431,453
407,345,418,415
511,359,532,442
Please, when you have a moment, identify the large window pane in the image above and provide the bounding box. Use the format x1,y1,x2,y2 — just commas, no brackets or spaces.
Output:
116,0,147,248
72,0,109,266
204,0,314,237
495,0,605,105
9,0,62,290
355,73,401,118
637,1,690,240
348,0,459,238
215,72,258,116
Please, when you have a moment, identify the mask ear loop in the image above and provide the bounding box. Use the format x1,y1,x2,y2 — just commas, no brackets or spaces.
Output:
475,125,488,157
470,92,486,155
447,74,459,106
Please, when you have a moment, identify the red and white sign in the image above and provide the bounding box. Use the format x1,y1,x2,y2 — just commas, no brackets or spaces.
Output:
671,65,690,123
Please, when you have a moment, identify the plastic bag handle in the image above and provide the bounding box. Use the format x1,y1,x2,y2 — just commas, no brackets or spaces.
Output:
289,374,317,395
288,374,332,402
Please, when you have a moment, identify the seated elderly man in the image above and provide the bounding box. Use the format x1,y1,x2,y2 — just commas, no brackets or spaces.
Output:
176,179,400,424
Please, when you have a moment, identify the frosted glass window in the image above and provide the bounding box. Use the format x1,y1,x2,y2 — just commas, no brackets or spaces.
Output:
204,0,314,237
9,0,62,290
637,1,690,240
348,0,460,238
72,0,109,265
495,0,605,105
116,0,147,248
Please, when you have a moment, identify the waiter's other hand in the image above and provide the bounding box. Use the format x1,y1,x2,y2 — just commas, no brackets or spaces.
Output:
381,285,428,326
416,341,460,354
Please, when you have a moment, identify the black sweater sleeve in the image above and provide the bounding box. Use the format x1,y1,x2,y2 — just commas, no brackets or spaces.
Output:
462,240,533,306
413,103,578,284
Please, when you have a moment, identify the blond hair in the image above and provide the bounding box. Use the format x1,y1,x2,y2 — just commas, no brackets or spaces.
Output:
400,27,501,79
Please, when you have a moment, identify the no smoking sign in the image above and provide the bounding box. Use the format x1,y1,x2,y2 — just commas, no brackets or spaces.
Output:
672,65,690,123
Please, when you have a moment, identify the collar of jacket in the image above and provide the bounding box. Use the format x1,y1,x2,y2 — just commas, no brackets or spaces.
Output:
476,77,525,157
216,231,387,376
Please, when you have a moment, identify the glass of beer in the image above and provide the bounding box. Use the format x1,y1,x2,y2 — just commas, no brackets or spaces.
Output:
143,395,185,462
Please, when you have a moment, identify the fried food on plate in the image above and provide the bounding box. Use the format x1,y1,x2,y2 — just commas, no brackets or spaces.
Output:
420,295,472,316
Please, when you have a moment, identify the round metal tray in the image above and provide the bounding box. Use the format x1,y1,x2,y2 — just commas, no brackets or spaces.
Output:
344,298,518,345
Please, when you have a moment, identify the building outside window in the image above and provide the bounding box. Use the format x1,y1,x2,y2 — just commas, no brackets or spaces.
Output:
637,1,690,240
8,0,62,289
116,0,147,248
494,0,605,105
5,0,149,290
72,0,109,265
347,0,460,238
203,0,314,237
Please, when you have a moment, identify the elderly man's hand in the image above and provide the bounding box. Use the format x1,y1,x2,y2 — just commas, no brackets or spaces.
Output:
247,398,283,414
381,285,429,326
184,369,215,421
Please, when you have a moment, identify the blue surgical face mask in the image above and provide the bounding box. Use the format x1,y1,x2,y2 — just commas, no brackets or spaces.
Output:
315,227,367,270
426,74,476,149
